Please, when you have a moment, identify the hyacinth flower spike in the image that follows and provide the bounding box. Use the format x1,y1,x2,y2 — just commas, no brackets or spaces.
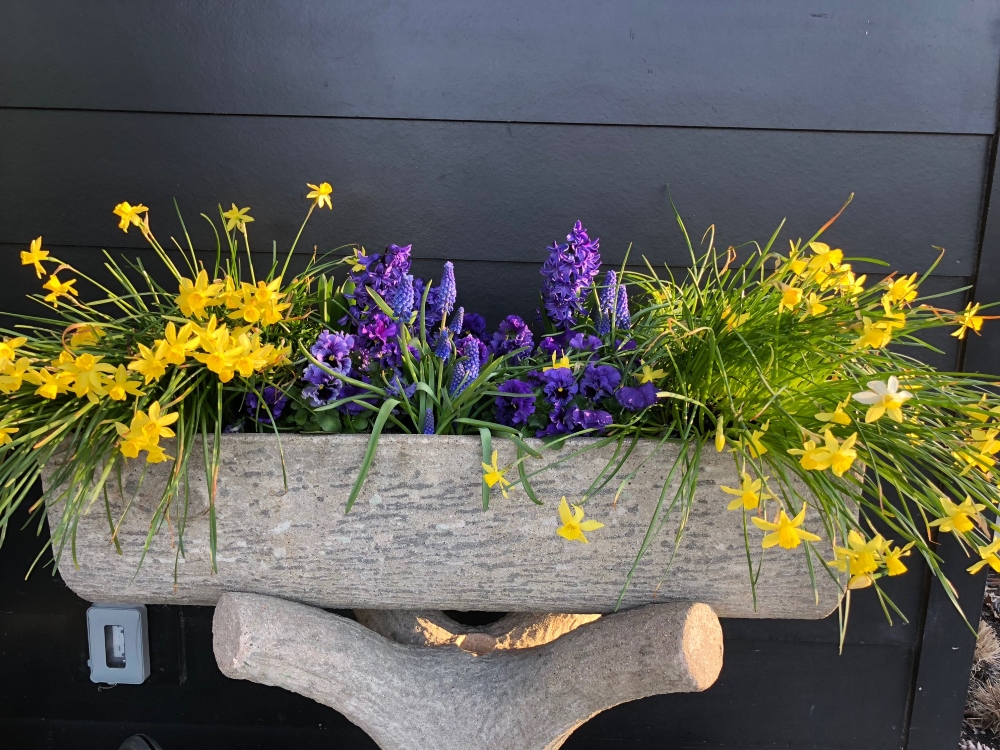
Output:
615,284,631,330
422,408,435,434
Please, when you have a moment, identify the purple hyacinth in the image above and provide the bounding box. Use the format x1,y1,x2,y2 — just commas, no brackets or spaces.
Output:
449,338,481,396
391,273,415,321
597,270,617,336
246,387,288,425
495,379,537,427
616,382,658,411
423,408,435,434
580,363,622,400
448,306,465,335
540,221,601,329
615,284,631,330
490,315,534,362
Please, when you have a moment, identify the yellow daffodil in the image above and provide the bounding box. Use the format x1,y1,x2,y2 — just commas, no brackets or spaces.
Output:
306,181,333,210
852,376,913,423
543,352,571,372
176,269,223,319
104,365,145,401
115,402,177,463
481,450,511,498
0,424,18,446
953,302,985,340
877,297,906,332
159,321,200,365
23,368,74,399
854,316,891,350
788,437,831,471
752,506,822,550
968,538,1000,575
128,342,169,384
929,496,986,534
802,292,828,317
638,364,665,384
833,265,866,297
829,530,885,589
113,202,148,233
778,282,803,312
20,236,50,278
721,306,750,331
42,274,79,307
68,324,104,349
0,337,27,372
228,279,291,326
820,430,859,477
0,358,32,394
61,352,115,403
735,421,769,458
881,541,913,577
721,471,773,511
815,400,851,426
556,496,604,544
194,322,245,382
808,242,844,272
222,204,254,232
884,273,918,305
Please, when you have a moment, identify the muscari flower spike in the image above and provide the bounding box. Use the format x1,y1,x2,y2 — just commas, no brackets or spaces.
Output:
434,331,453,359
597,270,617,336
391,273,415,321
615,284,631,330
430,262,457,325
449,338,481,396
423,408,435,434
448,306,465,335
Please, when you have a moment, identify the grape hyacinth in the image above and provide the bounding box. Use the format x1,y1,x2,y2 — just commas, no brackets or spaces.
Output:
448,306,465,335
596,270,617,336
428,261,457,327
540,221,601,329
615,284,631,330
423,408,435,434
391,273,415,321
449,337,481,396
245,386,288,425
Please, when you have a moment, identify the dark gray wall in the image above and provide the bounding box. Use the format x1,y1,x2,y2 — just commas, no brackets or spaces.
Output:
1,3,998,749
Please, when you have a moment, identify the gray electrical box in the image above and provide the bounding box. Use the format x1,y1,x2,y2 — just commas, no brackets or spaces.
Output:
86,603,150,685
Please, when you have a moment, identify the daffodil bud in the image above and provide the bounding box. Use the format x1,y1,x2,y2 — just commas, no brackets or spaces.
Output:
715,419,726,453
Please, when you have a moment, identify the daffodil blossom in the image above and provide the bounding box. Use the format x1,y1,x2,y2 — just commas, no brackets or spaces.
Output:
222,204,254,233
481,449,511,498
20,236,49,278
556,497,604,544
306,182,334,210
952,302,985,340
751,506,822,550
720,471,773,511
852,377,913,423
929,496,985,535
968,538,1000,575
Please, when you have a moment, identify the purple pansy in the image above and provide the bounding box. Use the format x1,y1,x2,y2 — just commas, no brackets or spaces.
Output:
616,382,658,411
495,379,537,428
490,315,534,362
246,387,289,425
580,363,622,400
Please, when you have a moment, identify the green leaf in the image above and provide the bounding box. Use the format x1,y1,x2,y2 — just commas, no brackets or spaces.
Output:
479,427,493,510
346,399,399,513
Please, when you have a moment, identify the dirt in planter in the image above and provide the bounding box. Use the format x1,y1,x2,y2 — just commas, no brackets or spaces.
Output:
963,571,1000,749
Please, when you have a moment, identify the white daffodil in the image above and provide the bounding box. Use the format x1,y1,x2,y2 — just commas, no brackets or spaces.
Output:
852,376,913,423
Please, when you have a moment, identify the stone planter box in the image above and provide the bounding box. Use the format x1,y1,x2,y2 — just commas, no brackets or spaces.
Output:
44,434,843,618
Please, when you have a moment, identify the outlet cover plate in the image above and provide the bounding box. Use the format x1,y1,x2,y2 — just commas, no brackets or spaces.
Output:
86,603,150,685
